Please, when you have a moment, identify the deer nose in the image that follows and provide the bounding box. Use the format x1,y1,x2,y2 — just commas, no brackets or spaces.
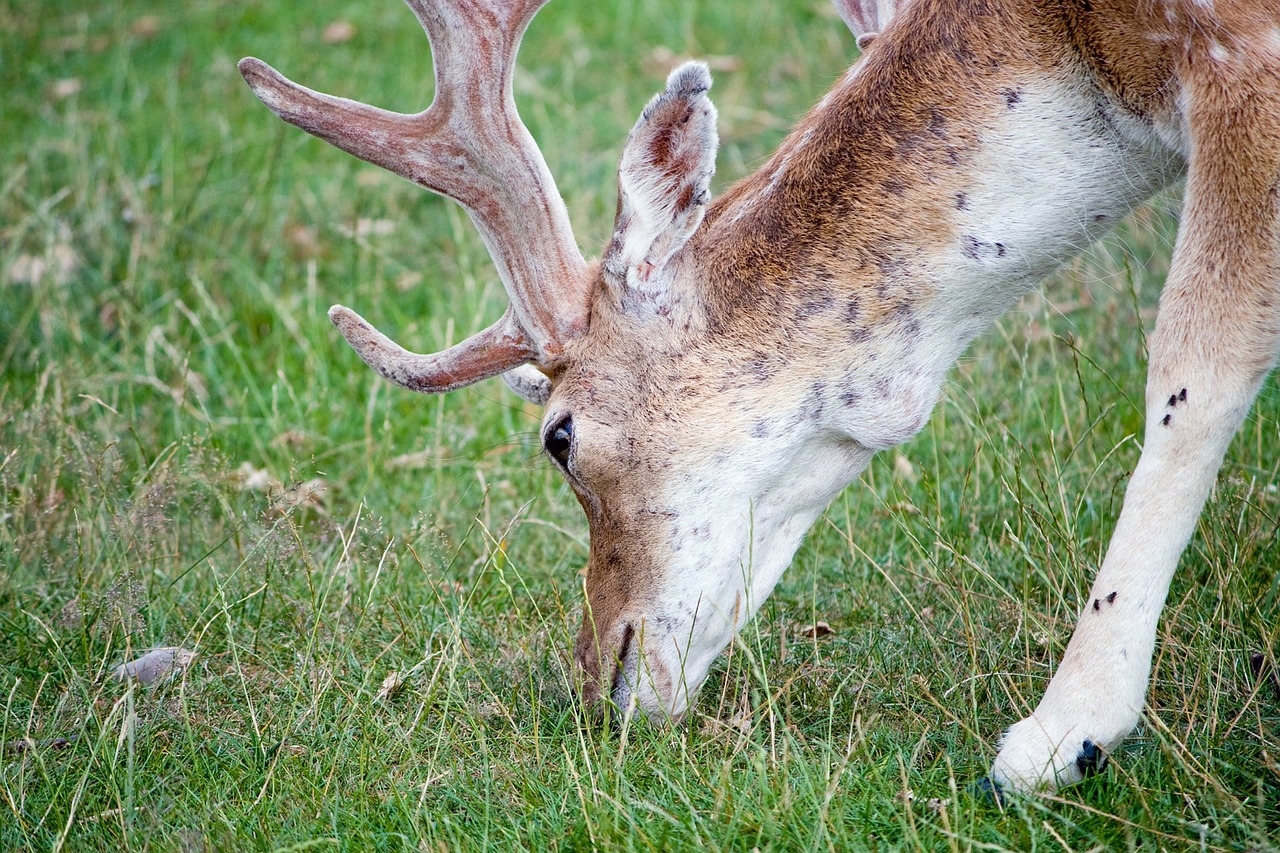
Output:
608,624,638,715
574,621,637,716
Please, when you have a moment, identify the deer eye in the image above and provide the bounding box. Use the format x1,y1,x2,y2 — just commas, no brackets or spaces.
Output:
544,415,574,467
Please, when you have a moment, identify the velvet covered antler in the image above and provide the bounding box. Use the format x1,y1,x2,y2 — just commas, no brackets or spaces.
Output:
240,0,590,389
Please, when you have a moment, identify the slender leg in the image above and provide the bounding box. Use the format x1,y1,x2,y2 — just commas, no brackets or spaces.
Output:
991,57,1280,792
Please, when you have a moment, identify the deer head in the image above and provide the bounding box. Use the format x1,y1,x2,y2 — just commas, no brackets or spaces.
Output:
241,0,912,718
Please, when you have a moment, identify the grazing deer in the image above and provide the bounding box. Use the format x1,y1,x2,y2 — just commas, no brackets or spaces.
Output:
240,0,1280,793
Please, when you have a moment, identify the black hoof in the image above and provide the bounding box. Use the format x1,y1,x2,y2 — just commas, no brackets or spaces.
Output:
1075,739,1108,777
970,776,1006,806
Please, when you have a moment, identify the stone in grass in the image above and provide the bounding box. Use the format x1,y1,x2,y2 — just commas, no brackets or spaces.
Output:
112,647,196,685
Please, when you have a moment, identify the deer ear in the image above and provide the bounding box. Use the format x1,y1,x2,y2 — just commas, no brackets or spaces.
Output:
603,62,718,293
832,0,903,47
501,363,552,405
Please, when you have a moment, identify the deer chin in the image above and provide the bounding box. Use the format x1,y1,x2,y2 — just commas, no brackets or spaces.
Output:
573,434,877,721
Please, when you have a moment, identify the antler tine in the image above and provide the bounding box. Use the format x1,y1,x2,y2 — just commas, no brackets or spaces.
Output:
239,0,589,388
328,305,534,393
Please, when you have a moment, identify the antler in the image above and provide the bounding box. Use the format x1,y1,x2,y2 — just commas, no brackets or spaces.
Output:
239,0,590,390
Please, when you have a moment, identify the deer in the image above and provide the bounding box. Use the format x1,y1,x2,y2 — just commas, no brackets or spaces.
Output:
239,0,1280,795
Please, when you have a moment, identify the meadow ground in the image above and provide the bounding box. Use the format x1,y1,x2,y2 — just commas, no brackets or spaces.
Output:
2,0,1278,849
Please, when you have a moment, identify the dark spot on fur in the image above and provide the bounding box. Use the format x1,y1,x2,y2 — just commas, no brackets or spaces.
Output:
1093,213,1108,223
962,235,1008,261
1161,413,1172,426
840,387,862,408
927,107,947,137
849,326,872,344
892,302,922,338
796,292,835,320
882,176,907,196
651,614,683,633
750,420,770,438
955,192,969,211
748,353,773,381
1003,88,1022,108
845,296,862,324
877,256,907,278
1075,740,1108,777
971,777,1005,806
806,381,828,419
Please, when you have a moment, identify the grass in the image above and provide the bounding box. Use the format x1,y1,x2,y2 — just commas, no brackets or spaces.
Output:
2,0,1278,849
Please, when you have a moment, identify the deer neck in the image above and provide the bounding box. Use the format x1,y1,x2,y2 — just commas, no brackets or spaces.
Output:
688,0,1182,451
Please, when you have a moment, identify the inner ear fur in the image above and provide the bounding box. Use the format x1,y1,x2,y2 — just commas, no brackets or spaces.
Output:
603,61,719,292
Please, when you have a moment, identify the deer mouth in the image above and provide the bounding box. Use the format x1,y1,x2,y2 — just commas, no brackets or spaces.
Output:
576,617,689,721
608,622,637,714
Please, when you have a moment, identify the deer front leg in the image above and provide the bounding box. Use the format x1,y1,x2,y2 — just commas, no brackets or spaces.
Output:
989,368,1258,792
990,62,1280,793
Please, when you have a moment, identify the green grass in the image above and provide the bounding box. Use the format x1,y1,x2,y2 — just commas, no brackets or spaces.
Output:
3,0,1278,850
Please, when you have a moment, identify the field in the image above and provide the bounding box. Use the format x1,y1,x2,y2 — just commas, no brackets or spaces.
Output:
3,0,1279,849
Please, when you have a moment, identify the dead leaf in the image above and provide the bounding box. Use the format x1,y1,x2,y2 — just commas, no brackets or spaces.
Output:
699,709,753,737
284,223,320,259
42,487,66,513
323,20,357,44
8,244,78,286
112,647,196,685
271,429,309,450
375,671,405,701
892,452,918,484
355,170,396,189
798,620,834,639
389,448,435,469
268,478,329,517
395,270,424,293
356,217,395,237
231,461,278,493
50,78,82,100
98,302,120,334
5,736,75,754
643,45,741,76
130,16,161,38
920,606,935,620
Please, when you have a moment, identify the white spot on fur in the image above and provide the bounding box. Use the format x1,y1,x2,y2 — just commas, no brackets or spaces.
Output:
1262,26,1280,59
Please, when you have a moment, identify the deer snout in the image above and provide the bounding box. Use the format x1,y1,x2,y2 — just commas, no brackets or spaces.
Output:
573,618,681,720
